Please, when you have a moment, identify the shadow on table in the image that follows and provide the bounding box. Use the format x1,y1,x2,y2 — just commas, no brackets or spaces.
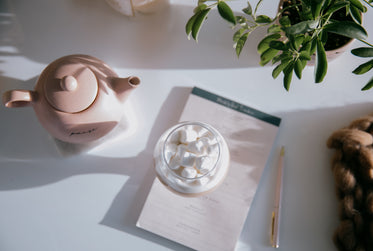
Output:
98,98,373,250
238,101,373,251
0,0,265,70
2,79,373,250
0,86,193,250
98,86,193,250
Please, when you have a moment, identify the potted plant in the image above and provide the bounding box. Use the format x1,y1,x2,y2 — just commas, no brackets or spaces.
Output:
186,0,373,90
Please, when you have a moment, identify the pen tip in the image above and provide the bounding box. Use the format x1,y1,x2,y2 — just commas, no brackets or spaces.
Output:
280,146,285,156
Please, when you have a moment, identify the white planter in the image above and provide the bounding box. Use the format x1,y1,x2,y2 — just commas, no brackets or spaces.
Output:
105,0,170,16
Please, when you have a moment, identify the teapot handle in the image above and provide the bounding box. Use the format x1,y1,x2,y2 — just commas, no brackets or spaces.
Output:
2,90,36,108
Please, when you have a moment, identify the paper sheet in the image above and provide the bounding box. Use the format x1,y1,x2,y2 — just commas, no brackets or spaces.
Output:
137,87,281,251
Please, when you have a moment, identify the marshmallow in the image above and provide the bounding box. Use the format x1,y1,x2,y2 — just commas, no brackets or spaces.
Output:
198,136,210,146
197,137,218,154
164,142,177,163
165,142,177,153
168,155,180,170
206,143,219,156
175,144,188,158
209,137,218,145
179,151,196,168
164,150,174,163
194,177,209,186
195,156,216,173
186,139,206,155
198,128,215,139
179,126,198,144
168,130,180,143
193,125,208,137
181,167,197,178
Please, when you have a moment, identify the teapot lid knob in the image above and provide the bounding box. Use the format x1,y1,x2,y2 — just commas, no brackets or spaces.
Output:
60,75,78,92
43,64,98,113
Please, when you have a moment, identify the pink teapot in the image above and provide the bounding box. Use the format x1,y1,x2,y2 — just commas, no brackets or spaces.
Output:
2,54,140,143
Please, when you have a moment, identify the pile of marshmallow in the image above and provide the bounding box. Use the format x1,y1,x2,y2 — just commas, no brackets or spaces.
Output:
163,124,220,179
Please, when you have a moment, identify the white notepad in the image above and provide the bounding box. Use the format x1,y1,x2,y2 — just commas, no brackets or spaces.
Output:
137,87,281,251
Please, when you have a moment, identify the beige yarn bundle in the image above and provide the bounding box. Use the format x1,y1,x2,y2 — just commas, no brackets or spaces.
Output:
327,115,373,251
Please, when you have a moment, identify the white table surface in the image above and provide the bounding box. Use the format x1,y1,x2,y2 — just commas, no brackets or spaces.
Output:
1,0,373,250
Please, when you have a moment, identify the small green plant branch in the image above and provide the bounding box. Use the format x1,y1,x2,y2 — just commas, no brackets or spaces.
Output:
351,44,373,90
186,0,237,42
186,0,372,91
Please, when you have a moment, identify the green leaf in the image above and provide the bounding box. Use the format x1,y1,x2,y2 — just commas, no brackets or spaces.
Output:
300,3,313,20
315,38,328,83
322,0,332,9
283,62,294,91
279,16,291,27
269,41,287,50
285,20,318,35
193,4,207,13
325,2,349,16
294,36,304,49
349,0,367,12
300,40,312,53
268,24,282,34
191,8,211,41
351,47,373,57
236,32,249,57
310,38,317,55
288,35,301,51
217,1,236,25
255,15,272,24
350,5,362,24
352,59,373,75
324,21,367,41
233,28,245,43
260,48,279,66
311,0,324,18
294,59,303,79
272,59,292,79
257,33,281,54
362,77,373,91
242,2,252,15
272,52,292,64
236,15,247,25
320,29,328,44
186,13,198,38
303,35,312,44
299,51,311,61
301,59,307,69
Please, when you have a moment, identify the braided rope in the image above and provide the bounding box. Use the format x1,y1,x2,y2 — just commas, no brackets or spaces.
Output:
327,115,373,251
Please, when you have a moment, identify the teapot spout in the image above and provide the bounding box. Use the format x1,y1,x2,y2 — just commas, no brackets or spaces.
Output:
111,76,140,102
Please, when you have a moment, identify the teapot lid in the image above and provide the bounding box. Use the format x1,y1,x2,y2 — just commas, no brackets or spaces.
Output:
42,61,98,113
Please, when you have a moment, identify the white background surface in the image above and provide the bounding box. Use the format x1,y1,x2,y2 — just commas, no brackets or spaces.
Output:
0,0,372,250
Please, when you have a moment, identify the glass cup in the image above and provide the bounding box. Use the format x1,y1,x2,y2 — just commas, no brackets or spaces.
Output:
153,121,230,196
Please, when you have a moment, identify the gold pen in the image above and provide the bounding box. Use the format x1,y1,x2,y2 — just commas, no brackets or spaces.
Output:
271,146,285,248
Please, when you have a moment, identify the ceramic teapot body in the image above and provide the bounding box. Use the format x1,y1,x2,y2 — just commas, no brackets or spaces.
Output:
2,54,140,143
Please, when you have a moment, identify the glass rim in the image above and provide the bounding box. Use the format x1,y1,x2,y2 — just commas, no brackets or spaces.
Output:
161,121,222,180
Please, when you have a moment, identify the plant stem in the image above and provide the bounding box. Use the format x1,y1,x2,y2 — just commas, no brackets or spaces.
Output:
254,0,264,16
357,39,373,47
362,0,373,8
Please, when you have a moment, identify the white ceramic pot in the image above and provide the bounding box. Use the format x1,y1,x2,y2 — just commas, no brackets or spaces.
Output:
105,0,170,16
